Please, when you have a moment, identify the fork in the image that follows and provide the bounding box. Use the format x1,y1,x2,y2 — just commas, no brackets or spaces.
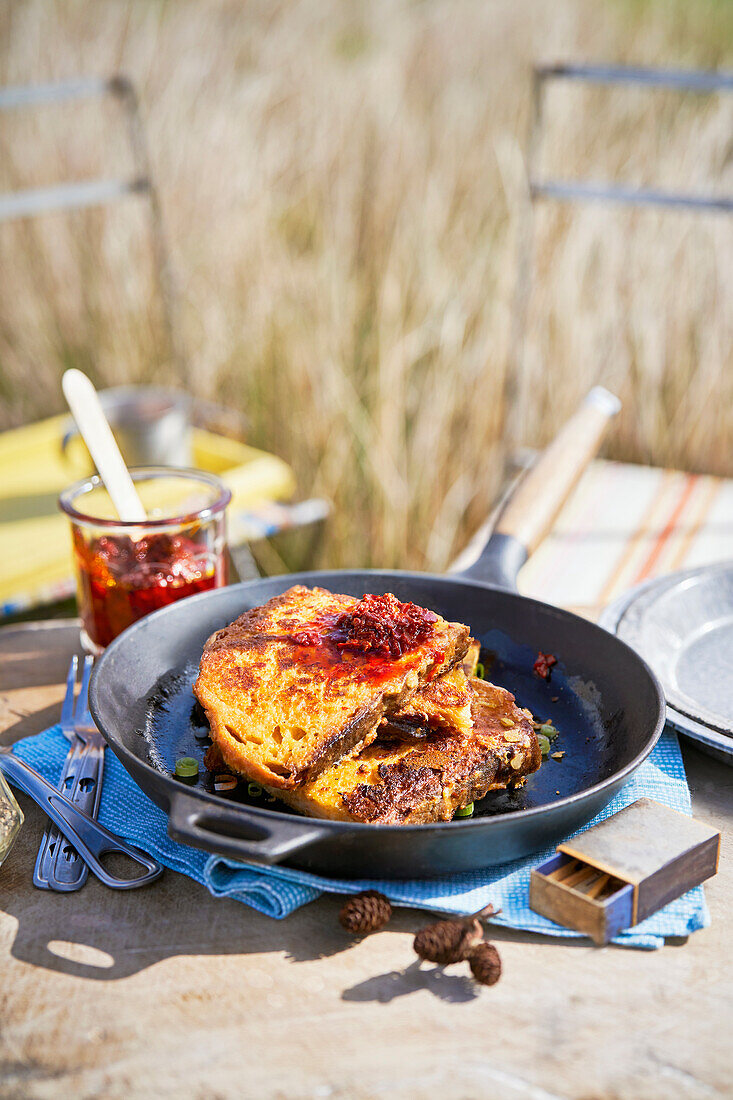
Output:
1,749,162,889
33,655,106,892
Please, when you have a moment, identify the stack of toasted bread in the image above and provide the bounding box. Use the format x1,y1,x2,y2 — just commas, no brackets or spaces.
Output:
194,585,541,825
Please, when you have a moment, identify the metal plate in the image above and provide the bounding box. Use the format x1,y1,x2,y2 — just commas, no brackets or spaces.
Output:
664,709,733,768
600,568,733,766
615,564,733,734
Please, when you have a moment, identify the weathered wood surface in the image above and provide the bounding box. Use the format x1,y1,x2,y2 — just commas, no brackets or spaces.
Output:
1,621,731,1100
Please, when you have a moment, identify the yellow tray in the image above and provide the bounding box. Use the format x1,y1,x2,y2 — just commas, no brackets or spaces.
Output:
1,414,295,614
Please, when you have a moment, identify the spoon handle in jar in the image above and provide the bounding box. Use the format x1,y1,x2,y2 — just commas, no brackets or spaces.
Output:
62,369,147,523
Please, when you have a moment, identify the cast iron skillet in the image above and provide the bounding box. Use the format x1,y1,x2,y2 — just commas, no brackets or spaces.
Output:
89,392,666,878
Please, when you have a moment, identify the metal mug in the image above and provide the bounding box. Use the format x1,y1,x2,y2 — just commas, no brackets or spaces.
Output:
62,385,192,468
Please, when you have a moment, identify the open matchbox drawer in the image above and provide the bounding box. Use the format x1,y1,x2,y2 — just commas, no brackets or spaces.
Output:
529,798,720,944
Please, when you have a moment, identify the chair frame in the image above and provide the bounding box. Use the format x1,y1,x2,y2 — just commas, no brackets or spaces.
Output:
0,75,188,383
506,63,733,443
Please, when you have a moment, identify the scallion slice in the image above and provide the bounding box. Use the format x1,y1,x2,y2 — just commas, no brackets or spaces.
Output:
537,733,551,756
175,757,199,780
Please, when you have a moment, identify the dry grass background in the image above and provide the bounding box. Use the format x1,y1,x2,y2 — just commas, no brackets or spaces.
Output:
0,0,731,570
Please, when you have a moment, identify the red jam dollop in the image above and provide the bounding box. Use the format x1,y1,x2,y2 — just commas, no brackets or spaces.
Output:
74,531,224,648
533,651,557,680
292,593,438,660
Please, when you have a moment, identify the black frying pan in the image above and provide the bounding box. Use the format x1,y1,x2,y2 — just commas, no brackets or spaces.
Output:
89,392,665,878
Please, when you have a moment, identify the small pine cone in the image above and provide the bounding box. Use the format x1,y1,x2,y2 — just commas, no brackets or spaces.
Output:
414,917,483,965
339,891,392,934
469,941,502,986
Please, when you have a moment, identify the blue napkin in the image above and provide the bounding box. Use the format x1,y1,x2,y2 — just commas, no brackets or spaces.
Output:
12,726,708,949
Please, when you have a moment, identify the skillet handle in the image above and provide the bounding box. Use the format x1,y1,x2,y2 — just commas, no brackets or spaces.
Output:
459,387,620,589
168,790,328,865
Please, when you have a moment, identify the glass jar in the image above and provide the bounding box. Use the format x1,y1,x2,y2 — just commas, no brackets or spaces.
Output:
0,770,23,868
60,467,231,654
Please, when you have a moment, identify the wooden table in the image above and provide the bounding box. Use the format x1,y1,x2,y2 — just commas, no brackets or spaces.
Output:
1,618,731,1099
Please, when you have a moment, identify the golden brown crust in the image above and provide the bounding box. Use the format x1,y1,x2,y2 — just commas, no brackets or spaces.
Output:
469,677,543,787
379,664,473,740
378,637,480,741
269,676,541,823
194,585,470,789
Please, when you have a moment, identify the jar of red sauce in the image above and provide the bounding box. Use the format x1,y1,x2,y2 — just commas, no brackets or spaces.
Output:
59,467,231,654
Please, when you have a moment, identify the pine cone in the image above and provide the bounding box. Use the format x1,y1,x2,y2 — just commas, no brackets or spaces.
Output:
468,941,502,986
413,917,483,965
339,891,392,934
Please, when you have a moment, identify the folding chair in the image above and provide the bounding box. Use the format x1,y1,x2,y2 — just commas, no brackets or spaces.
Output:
0,75,188,383
506,63,733,442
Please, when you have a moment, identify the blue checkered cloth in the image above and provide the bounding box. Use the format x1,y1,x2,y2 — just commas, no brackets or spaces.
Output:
11,725,708,949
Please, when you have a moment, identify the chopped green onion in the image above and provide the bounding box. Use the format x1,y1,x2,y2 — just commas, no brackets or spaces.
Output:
475,662,485,680
175,757,199,780
247,782,263,798
540,722,558,741
455,802,475,818
537,734,551,757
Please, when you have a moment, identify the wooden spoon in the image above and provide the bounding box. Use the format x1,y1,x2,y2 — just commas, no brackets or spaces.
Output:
62,369,147,522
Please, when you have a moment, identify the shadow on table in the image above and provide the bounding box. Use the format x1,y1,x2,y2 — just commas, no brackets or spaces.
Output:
2,692,597,1004
342,959,480,1004
2,797,473,990
2,798,359,980
3,795,598,993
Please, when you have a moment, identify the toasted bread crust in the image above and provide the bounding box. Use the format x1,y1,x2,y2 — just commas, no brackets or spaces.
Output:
194,585,469,788
379,637,480,740
469,677,543,784
269,676,541,822
379,663,473,739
